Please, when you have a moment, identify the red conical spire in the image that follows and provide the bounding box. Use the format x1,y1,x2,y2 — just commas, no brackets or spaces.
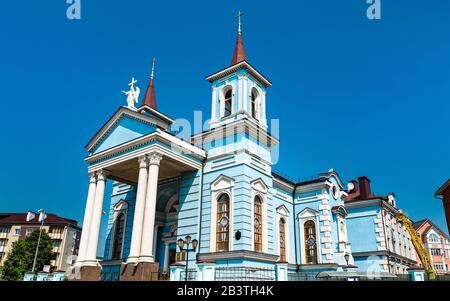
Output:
141,58,157,110
231,11,247,65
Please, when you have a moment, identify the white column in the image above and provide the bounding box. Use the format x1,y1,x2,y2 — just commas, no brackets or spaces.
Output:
127,156,149,263
152,225,159,256
76,172,97,265
211,87,217,122
163,242,170,272
85,170,108,266
238,76,244,111
261,91,267,127
139,152,163,262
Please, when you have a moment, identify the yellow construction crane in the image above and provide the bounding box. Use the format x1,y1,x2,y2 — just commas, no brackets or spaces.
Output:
395,210,436,280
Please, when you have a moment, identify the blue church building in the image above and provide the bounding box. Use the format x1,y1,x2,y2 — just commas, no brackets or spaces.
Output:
73,16,416,281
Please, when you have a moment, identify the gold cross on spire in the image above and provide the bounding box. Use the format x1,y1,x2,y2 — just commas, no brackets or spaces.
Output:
150,57,156,80
237,10,243,35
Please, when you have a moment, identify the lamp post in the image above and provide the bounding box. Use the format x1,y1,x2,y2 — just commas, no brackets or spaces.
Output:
177,235,198,281
28,209,47,274
344,253,350,267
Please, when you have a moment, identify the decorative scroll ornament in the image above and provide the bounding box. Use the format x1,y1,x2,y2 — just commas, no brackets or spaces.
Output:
122,77,140,109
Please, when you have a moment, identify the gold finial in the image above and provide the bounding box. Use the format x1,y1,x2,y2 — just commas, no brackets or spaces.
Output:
151,57,156,80
237,10,243,35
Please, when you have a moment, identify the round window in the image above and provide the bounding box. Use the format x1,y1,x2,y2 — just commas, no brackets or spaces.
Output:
332,185,339,200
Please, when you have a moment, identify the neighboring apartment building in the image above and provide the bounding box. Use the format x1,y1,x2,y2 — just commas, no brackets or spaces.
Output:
435,179,450,235
345,177,417,275
0,213,81,272
413,219,450,275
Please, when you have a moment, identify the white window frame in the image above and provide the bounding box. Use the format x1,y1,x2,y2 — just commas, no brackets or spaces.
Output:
220,85,233,118
250,179,268,253
298,208,322,264
210,175,235,253
276,205,290,263
110,200,128,260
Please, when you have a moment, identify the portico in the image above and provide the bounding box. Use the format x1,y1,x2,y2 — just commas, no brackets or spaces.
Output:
75,104,206,281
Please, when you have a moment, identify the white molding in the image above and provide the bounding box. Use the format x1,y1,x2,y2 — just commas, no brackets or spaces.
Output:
164,193,179,213
250,178,268,194
86,132,205,173
277,214,290,263
298,208,322,264
250,191,268,253
210,175,235,191
210,190,234,253
206,61,272,87
86,106,173,153
110,200,128,260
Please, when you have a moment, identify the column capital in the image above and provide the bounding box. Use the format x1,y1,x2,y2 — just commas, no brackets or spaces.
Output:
138,155,149,169
96,170,109,181
88,172,97,183
147,152,163,166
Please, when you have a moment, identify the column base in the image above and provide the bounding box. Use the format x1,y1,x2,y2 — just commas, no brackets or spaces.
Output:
120,262,159,281
71,265,102,281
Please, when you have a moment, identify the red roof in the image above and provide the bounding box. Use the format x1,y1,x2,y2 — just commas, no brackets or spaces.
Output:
0,213,78,226
141,77,157,110
230,33,247,66
140,59,157,110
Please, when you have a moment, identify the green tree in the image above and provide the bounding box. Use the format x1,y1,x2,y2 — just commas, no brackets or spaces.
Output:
1,229,54,281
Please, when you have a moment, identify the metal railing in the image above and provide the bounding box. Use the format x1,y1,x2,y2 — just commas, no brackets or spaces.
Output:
179,269,197,281
215,267,275,281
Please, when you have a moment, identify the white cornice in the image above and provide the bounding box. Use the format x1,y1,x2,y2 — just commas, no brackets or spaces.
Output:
85,129,206,171
85,106,173,153
191,118,279,147
205,61,272,87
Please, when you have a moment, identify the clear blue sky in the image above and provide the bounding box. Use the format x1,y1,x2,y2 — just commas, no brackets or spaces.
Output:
0,0,449,247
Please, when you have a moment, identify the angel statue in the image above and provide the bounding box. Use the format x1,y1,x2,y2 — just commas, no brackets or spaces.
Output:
122,77,140,109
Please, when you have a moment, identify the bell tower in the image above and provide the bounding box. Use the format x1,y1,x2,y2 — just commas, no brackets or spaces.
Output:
207,11,271,130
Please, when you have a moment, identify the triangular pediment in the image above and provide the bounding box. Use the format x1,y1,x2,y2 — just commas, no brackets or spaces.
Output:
276,205,289,216
211,175,235,191
251,178,268,194
86,107,172,154
298,207,319,219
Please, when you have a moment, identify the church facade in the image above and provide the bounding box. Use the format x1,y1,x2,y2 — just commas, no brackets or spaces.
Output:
73,18,416,281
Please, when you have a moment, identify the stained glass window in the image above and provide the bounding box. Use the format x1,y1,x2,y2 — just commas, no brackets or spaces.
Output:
216,194,230,252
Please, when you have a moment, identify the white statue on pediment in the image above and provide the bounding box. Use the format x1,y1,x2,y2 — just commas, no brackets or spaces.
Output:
122,77,140,109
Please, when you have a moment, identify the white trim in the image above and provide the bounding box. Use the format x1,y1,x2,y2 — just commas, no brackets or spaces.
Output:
110,200,129,260
298,208,322,264
210,190,234,253
164,193,179,213
86,106,173,152
251,192,268,253
87,138,204,174
277,207,290,263
220,85,233,118
210,174,235,191
205,61,272,87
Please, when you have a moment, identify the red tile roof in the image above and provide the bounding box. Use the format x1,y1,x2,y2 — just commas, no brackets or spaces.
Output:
0,213,78,226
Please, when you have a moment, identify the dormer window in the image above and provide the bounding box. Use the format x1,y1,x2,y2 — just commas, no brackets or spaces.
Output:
224,88,232,117
251,88,259,120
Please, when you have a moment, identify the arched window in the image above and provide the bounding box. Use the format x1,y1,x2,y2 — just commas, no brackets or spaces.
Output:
111,213,125,260
429,233,440,243
304,220,318,264
224,89,232,117
216,193,230,252
254,196,263,252
251,88,259,120
279,218,286,261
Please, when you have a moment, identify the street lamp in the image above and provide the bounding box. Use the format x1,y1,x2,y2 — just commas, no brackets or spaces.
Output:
27,209,47,274
344,253,350,267
177,235,198,281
